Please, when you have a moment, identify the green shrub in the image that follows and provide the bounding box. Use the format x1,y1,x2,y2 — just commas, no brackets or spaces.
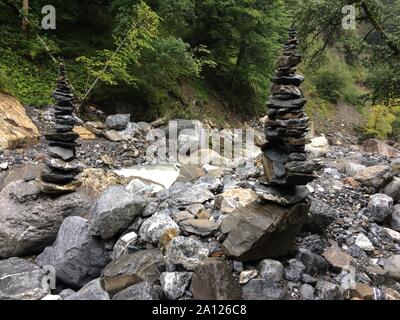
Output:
311,52,362,105
364,101,400,140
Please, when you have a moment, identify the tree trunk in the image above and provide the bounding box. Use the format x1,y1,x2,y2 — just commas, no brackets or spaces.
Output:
21,0,29,37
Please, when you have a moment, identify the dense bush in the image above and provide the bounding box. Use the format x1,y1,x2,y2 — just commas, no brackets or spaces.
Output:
310,52,362,105
365,101,400,140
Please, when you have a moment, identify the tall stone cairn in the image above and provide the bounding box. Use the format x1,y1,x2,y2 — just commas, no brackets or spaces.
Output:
36,60,82,194
262,28,317,188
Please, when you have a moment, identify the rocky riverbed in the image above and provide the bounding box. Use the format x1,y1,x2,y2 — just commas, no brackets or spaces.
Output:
0,98,400,300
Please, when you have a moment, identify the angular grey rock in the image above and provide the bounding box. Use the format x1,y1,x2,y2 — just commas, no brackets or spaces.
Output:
48,145,75,161
112,282,161,300
0,258,49,300
233,261,244,273
354,165,394,189
139,212,180,244
344,162,366,177
304,199,336,234
301,234,329,255
165,236,209,271
143,201,159,217
366,194,394,223
173,211,194,224
191,258,242,300
112,232,138,260
166,182,215,207
106,114,130,130
160,272,192,300
101,249,164,295
89,186,146,240
391,205,400,232
179,219,219,237
315,280,343,300
300,284,315,300
221,200,310,261
383,177,400,202
384,255,400,281
284,259,305,282
0,180,91,259
59,289,76,299
354,233,374,252
254,183,310,205
36,216,109,288
194,175,223,194
295,248,328,275
136,121,152,133
104,123,140,142
242,279,287,300
257,259,284,282
65,279,110,300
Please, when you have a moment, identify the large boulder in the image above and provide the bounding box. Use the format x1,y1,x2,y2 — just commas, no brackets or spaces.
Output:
36,216,109,288
362,139,400,158
0,94,40,150
391,205,400,232
0,163,43,192
221,200,310,261
304,199,336,233
0,258,49,300
106,114,130,130
65,279,110,300
165,236,209,271
191,258,242,300
384,255,400,281
366,194,394,223
100,249,164,295
354,165,394,189
383,177,400,202
89,186,146,240
0,180,91,259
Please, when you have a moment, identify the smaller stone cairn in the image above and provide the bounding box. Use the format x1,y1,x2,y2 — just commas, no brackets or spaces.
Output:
262,28,317,189
36,60,82,194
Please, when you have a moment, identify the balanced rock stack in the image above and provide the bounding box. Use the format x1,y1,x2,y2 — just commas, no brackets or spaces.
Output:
262,28,317,188
36,61,82,194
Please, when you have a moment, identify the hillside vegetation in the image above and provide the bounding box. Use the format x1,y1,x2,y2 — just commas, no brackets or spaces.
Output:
0,0,399,139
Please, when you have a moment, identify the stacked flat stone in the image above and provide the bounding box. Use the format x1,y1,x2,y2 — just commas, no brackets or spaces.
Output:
36,61,82,194
262,28,317,187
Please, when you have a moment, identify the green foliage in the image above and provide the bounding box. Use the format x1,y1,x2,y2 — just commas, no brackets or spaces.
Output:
297,0,400,106
77,1,160,88
0,48,54,105
310,51,362,105
365,101,400,139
